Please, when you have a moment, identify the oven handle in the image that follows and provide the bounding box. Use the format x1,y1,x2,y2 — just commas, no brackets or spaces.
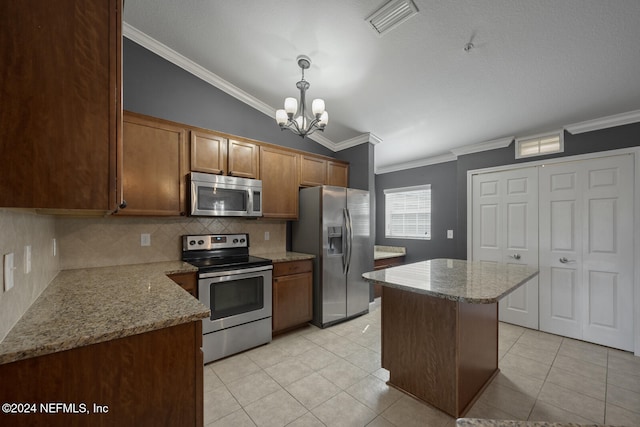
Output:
198,264,273,279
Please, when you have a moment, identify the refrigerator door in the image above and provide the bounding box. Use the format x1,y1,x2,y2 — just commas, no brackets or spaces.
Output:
321,186,348,325
346,189,373,317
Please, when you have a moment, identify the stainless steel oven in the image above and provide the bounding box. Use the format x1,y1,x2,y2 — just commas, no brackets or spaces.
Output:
182,234,272,363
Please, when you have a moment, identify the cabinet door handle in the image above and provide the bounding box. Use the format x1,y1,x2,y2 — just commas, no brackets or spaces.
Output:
118,199,127,209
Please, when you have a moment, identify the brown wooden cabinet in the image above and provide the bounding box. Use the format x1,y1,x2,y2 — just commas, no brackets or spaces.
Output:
272,260,313,334
118,112,187,216
0,321,203,427
0,0,122,211
260,146,299,219
327,160,349,187
168,272,198,298
190,130,227,175
373,255,406,297
228,139,260,179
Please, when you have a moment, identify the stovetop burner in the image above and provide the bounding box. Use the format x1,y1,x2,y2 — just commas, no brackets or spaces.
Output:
181,233,272,273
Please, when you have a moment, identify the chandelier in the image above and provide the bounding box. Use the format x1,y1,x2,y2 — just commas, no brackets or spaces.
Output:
275,55,328,137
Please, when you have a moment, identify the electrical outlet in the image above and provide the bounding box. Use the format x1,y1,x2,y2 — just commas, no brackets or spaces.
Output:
264,231,270,241
4,253,15,291
52,238,57,257
447,230,454,239
24,245,32,274
141,233,151,247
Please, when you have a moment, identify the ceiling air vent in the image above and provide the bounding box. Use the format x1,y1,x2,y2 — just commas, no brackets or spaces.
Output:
366,0,419,36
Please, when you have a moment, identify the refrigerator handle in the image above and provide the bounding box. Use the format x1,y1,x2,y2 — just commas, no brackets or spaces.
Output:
344,208,354,274
342,208,349,274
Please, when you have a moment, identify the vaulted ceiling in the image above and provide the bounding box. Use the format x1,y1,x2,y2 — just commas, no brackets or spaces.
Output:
124,0,640,173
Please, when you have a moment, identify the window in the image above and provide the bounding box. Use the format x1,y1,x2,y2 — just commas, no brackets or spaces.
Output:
384,184,431,240
515,131,564,159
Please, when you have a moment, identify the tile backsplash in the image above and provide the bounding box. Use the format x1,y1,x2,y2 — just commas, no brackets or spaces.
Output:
0,210,59,340
56,216,286,270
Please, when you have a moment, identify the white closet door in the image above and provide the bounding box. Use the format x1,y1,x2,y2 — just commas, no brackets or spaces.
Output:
540,154,634,351
472,167,539,329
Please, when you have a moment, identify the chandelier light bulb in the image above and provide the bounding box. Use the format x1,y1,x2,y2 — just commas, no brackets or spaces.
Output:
319,111,329,127
312,99,325,117
275,109,288,125
284,97,298,115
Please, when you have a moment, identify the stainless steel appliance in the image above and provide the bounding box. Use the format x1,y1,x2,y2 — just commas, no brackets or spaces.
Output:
292,186,373,328
189,172,262,217
181,233,272,363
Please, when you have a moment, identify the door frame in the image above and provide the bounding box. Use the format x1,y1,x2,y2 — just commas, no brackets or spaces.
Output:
466,147,640,356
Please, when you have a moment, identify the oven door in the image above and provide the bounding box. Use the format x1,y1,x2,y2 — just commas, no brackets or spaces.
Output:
199,266,272,334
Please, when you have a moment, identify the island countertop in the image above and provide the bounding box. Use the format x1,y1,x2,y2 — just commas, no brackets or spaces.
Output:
0,261,210,365
362,258,539,304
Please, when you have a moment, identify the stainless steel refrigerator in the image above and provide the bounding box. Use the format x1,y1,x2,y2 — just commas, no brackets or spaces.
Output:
292,186,373,328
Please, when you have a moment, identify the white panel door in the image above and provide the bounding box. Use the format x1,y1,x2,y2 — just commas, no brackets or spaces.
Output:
472,167,539,329
540,154,634,351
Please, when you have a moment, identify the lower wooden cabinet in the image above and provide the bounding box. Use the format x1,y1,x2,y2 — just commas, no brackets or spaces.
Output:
373,255,406,298
272,260,313,334
168,272,198,298
0,322,203,427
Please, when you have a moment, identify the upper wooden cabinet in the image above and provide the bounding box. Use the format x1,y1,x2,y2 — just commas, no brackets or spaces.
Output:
260,146,299,219
327,160,349,187
190,131,259,179
228,139,260,179
299,155,349,188
118,112,187,216
0,0,122,211
190,131,227,175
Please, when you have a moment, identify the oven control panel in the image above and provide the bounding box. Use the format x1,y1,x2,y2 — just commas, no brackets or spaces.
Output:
183,234,249,251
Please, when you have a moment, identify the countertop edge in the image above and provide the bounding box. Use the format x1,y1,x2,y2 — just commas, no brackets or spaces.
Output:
254,251,315,263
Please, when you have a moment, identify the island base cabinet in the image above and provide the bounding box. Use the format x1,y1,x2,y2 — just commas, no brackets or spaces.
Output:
381,287,498,417
0,322,204,427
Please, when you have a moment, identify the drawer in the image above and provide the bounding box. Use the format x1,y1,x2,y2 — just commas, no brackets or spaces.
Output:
273,259,312,277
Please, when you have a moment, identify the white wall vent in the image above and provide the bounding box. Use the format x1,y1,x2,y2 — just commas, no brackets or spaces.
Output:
366,0,419,36
515,131,564,159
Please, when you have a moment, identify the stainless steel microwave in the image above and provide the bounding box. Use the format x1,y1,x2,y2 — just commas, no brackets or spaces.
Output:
189,172,262,217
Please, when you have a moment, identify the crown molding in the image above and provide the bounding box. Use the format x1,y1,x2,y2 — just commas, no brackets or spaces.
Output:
564,109,640,135
334,132,382,151
450,136,514,156
375,153,457,174
123,22,339,151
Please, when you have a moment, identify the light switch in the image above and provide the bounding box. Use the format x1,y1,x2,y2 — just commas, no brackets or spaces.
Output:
52,238,57,257
4,253,15,291
141,233,151,247
447,230,454,239
264,231,270,241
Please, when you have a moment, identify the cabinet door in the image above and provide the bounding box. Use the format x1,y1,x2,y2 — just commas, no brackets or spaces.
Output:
190,130,227,175
327,161,349,187
299,155,327,187
0,0,121,210
228,139,259,179
119,112,187,216
273,272,313,332
260,146,299,219
167,272,197,298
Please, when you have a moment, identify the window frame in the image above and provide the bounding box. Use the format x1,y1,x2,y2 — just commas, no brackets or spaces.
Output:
384,184,432,240
515,131,564,159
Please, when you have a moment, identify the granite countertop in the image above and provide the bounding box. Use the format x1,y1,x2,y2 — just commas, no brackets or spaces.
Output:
254,251,315,263
362,258,539,304
457,418,617,427
0,261,210,365
374,245,406,260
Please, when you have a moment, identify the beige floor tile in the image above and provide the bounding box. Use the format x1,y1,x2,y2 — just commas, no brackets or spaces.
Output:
274,335,321,357
380,395,452,427
537,382,604,423
372,368,390,382
286,412,326,427
345,375,404,414
312,391,377,427
343,346,382,374
546,365,606,401
321,334,366,358
499,322,526,340
509,341,558,366
211,354,262,384
226,371,283,407
303,327,341,347
605,403,640,426
499,353,552,381
477,381,536,420
492,367,545,397
465,399,518,421
208,408,256,427
365,415,396,427
203,386,242,425
265,358,315,387
557,337,608,367
517,329,563,353
244,389,307,427
608,349,640,376
318,358,369,389
296,346,341,371
285,372,341,410
607,368,640,394
204,366,224,392
606,383,640,414
528,400,595,424
551,354,607,382
245,343,289,369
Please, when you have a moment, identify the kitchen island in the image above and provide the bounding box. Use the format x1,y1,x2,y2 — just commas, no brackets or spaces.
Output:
362,258,538,418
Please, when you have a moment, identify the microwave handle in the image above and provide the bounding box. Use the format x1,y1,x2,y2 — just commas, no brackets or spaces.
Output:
247,188,253,213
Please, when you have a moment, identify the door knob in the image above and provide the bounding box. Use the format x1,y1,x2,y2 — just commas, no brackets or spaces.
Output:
509,254,521,260
559,257,575,264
